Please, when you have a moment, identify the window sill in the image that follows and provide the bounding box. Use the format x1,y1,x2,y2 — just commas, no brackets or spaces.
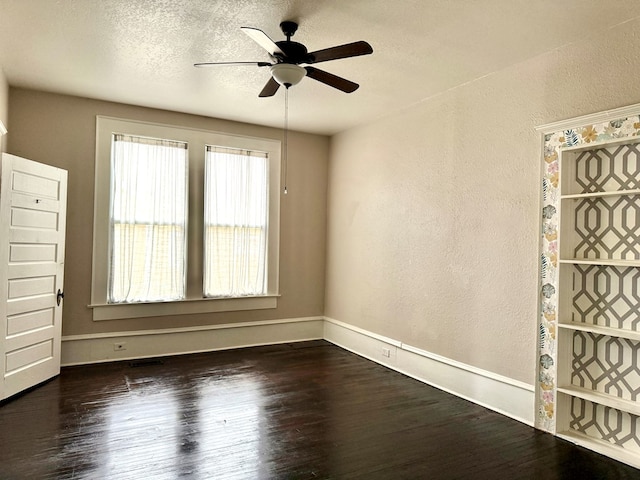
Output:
89,295,279,321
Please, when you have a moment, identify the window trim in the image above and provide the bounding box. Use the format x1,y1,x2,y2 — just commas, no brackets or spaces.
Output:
90,116,281,321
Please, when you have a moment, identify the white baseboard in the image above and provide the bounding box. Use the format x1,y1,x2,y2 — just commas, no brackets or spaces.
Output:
61,317,324,366
323,317,535,426
61,315,534,427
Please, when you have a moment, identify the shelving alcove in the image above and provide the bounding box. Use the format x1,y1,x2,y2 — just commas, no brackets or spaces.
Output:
554,134,640,468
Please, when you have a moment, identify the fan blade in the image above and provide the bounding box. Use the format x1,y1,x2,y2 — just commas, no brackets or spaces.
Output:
259,77,281,97
304,67,359,93
307,41,373,64
194,61,271,67
241,27,285,57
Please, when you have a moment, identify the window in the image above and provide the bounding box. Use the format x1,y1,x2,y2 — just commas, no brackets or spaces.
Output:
109,134,188,303
204,146,268,297
91,117,281,320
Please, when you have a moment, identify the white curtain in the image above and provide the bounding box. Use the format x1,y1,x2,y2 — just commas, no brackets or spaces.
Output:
204,146,268,297
109,134,188,303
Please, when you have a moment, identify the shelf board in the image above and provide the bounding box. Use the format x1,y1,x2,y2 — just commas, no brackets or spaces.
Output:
557,385,640,416
558,321,640,342
559,258,640,267
561,189,640,200
557,430,640,469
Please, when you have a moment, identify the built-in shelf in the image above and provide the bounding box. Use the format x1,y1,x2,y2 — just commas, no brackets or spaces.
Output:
558,322,640,342
561,189,640,200
555,137,640,468
558,258,640,267
557,385,640,417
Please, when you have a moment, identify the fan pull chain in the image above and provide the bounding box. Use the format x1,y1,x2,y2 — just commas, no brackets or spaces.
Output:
283,86,289,195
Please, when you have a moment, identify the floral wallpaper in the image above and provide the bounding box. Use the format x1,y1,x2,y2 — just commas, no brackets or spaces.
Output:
537,114,640,432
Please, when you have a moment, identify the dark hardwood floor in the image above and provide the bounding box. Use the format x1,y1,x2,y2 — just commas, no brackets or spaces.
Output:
1,340,638,479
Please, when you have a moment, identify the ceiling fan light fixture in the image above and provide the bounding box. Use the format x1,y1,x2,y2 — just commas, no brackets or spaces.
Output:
270,63,306,87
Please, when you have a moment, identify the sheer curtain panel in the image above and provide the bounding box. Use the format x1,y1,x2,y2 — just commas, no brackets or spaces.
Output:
109,134,188,303
204,146,268,297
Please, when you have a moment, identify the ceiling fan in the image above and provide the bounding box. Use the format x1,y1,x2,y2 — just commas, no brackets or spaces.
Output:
195,21,373,97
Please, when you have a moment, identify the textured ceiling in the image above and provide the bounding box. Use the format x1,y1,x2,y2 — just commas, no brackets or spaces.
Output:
0,0,638,135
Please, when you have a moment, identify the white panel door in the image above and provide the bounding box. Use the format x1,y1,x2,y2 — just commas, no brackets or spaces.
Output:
0,153,67,400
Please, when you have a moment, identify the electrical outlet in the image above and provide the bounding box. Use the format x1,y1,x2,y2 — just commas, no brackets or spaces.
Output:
382,347,391,358
114,342,127,351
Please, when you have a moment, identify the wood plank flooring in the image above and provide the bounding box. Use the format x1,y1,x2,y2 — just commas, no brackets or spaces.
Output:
1,340,638,479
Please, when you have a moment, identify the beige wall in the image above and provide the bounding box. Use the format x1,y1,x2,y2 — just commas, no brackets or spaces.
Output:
6,14,640,384
325,17,640,385
8,88,328,336
0,68,7,152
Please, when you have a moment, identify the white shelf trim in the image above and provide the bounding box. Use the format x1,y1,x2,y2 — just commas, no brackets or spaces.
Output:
558,322,640,342
558,430,640,469
561,189,640,199
557,385,640,417
559,258,640,267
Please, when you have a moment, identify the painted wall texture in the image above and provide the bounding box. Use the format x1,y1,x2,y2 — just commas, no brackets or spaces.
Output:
325,16,640,385
5,15,640,389
8,89,328,336
0,68,7,152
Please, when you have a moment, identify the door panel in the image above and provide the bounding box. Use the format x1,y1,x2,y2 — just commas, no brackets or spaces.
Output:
11,208,59,229
0,153,67,400
9,276,56,298
6,340,54,373
9,244,58,263
7,310,54,336
12,170,60,197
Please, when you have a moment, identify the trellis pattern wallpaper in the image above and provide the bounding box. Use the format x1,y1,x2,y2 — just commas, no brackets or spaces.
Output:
569,264,640,330
537,114,640,432
571,331,640,401
570,397,640,453
573,144,640,193
571,195,640,260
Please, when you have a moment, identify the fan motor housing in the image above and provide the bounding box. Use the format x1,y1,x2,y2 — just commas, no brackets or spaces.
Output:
275,41,309,64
